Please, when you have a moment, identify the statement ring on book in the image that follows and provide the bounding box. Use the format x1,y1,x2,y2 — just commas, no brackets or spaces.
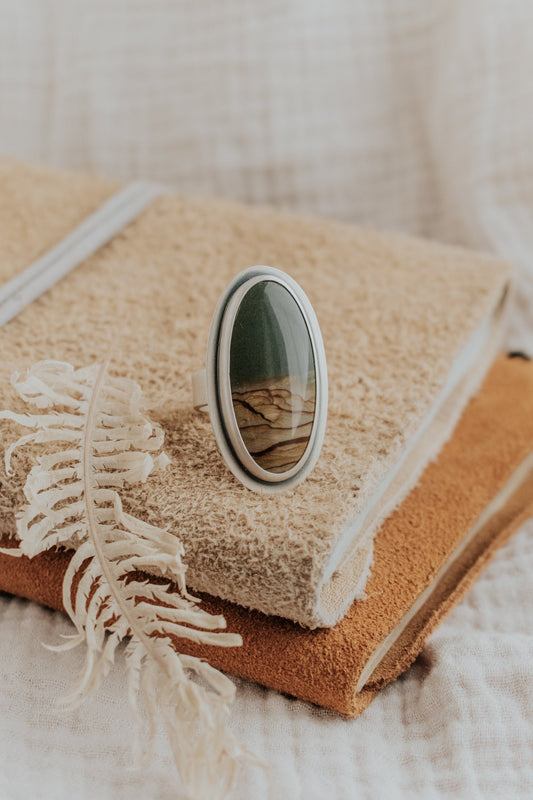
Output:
192,266,328,494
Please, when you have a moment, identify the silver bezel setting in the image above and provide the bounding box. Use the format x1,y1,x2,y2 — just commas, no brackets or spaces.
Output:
205,265,328,494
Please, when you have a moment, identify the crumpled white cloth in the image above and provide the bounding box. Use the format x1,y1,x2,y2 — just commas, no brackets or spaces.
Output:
1,521,532,800
1,1,532,349
0,2,532,798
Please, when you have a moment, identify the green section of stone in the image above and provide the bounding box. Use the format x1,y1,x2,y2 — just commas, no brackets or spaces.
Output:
229,280,314,390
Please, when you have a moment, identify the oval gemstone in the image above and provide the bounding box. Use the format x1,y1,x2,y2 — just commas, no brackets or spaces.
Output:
229,280,316,474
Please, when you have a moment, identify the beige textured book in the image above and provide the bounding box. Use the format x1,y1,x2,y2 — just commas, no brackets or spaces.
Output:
0,159,510,628
2,354,532,719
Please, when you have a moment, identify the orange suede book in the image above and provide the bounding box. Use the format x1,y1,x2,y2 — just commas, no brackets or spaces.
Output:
1,353,532,716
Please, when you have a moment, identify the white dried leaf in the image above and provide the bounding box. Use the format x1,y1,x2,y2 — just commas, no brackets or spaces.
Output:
0,360,253,799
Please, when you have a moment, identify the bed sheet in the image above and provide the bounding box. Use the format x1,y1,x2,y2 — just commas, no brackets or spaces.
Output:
0,518,532,800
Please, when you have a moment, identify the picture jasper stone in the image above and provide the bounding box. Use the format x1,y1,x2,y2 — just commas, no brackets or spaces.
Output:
229,279,316,474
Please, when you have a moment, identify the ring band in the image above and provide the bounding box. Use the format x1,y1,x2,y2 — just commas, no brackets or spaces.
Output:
192,369,208,412
192,265,328,493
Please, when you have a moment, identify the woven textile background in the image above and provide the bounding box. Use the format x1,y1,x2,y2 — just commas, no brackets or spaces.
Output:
1,0,532,347
0,2,532,799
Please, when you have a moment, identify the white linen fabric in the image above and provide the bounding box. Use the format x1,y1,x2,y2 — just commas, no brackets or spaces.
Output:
1,0,532,349
1,522,532,800
0,2,532,798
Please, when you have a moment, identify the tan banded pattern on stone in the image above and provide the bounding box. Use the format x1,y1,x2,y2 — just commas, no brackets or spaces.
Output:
232,380,315,473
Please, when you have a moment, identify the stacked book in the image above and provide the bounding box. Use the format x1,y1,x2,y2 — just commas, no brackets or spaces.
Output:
0,159,530,791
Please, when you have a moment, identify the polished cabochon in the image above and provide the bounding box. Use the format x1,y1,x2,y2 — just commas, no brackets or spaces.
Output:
205,266,328,493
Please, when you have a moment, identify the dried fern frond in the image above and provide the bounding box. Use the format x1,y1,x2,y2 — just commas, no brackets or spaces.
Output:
0,360,250,799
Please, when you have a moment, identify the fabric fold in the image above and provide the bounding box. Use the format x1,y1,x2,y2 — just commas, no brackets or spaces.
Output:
0,158,511,627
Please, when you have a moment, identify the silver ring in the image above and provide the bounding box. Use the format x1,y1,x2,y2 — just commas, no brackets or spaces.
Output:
192,266,328,493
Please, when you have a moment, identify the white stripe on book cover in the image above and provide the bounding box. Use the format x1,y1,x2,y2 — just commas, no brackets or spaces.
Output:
0,181,164,327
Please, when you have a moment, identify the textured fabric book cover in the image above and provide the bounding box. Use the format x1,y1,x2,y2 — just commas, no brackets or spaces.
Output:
2,355,532,715
0,159,511,627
